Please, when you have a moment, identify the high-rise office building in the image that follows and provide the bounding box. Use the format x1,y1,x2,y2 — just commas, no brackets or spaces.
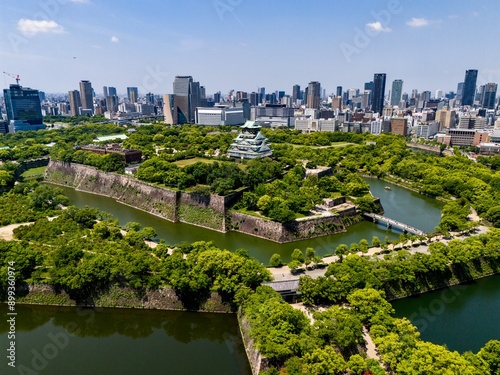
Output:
456,82,464,103
127,87,139,103
462,69,478,106
68,90,82,116
106,95,119,113
108,87,117,96
103,86,108,98
390,79,403,106
79,80,94,113
214,91,221,104
189,81,201,122
482,83,497,109
3,84,45,132
173,76,193,124
421,91,431,102
306,81,321,109
259,87,265,104
172,76,201,124
336,86,343,97
249,92,259,106
146,93,155,105
364,81,374,107
292,84,301,102
373,73,386,115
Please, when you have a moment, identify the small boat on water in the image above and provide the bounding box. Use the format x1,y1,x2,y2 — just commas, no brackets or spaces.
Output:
384,186,392,190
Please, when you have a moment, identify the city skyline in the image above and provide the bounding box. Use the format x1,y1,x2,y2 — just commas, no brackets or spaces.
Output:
1,1,500,95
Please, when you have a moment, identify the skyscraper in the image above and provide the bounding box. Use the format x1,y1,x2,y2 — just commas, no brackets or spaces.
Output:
456,82,464,103
462,69,478,106
259,87,265,104
482,83,497,109
106,95,119,113
173,76,193,124
292,84,301,102
127,87,139,103
189,81,201,122
146,93,155,105
373,73,386,115
172,76,203,124
108,87,117,96
214,92,221,104
3,84,45,132
68,90,82,116
364,81,374,107
336,86,343,97
249,92,259,106
103,86,108,98
79,80,94,113
306,81,321,109
390,79,403,106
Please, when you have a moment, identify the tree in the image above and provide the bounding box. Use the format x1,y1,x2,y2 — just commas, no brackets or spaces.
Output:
334,244,349,262
140,227,157,240
347,354,368,375
347,288,394,324
359,239,369,254
478,340,500,374
485,206,500,228
291,248,305,264
99,153,125,172
350,242,360,254
270,253,283,267
313,306,364,350
302,346,347,375
305,247,316,268
124,222,142,232
396,341,479,375
371,236,381,247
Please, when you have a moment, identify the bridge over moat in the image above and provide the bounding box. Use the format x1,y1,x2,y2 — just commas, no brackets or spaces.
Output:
363,213,427,236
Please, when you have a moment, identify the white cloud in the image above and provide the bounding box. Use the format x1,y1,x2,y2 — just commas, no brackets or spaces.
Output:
366,21,391,33
111,36,119,43
406,18,430,27
17,19,64,36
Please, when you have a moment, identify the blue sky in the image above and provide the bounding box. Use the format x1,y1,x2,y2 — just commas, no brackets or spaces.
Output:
1,0,499,97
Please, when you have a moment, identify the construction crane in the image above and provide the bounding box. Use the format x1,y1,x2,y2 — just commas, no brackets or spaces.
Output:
3,72,20,84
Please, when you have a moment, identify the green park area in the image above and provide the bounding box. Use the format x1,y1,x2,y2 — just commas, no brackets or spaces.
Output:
20,166,47,178
1,120,500,374
173,157,215,167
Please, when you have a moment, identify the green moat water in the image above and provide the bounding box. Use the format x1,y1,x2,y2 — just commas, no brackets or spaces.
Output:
51,177,443,264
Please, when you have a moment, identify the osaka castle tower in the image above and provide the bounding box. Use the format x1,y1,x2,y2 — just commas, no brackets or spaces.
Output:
228,121,273,159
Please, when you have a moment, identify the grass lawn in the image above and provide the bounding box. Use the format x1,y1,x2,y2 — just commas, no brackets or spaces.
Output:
174,157,247,170
286,142,355,149
173,157,216,168
21,166,47,177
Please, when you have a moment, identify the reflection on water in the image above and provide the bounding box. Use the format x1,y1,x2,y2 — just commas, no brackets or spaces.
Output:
1,304,251,375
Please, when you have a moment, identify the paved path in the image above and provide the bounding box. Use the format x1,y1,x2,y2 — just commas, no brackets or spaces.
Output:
362,326,387,372
269,224,490,282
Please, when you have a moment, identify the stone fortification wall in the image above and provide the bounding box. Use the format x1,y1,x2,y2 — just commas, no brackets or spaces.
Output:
229,211,358,243
45,161,224,229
